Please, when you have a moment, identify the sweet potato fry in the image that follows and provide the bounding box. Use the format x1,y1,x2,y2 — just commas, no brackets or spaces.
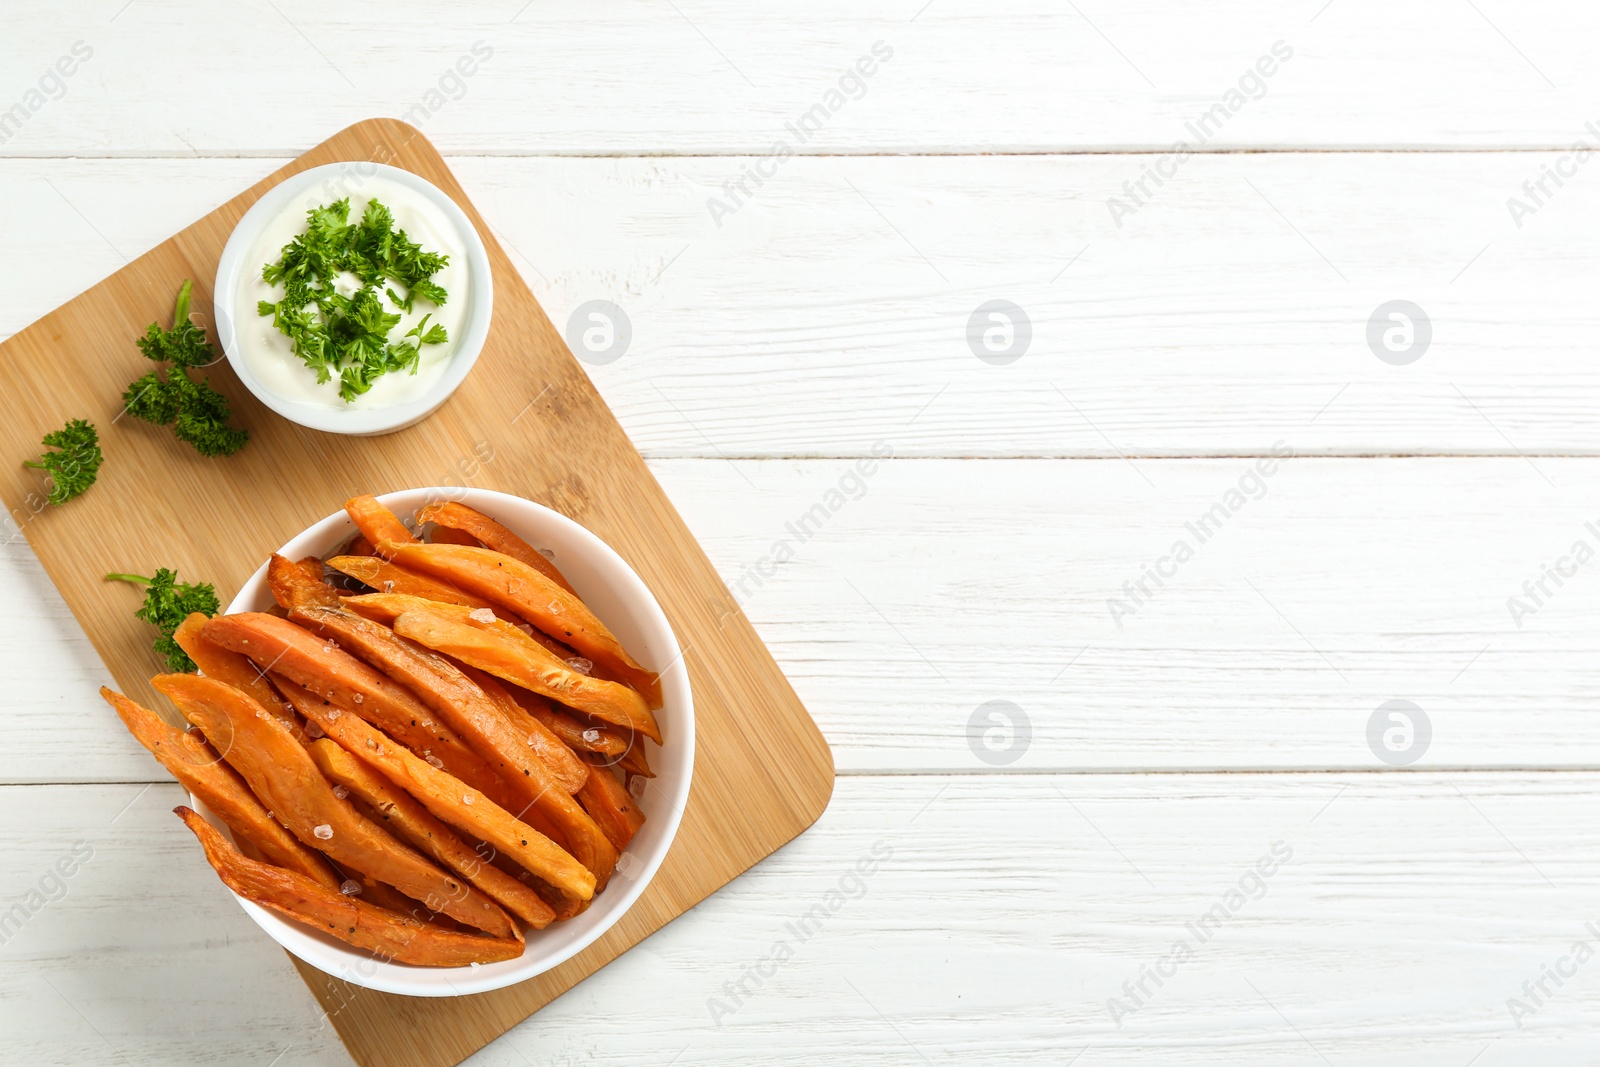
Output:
307,739,556,929
524,627,583,665
343,595,593,683
172,612,299,733
269,554,341,610
274,676,597,901
199,612,511,807
100,686,339,891
507,687,627,758
394,607,661,744
479,850,592,921
376,542,661,706
153,673,517,939
338,591,473,627
325,555,496,610
344,494,418,556
575,756,645,851
296,556,327,582
293,605,618,881
503,624,644,695
322,858,435,920
457,665,590,793
416,501,577,595
617,738,655,779
175,807,523,967
428,524,481,547
344,534,375,557
289,602,589,799
524,873,592,921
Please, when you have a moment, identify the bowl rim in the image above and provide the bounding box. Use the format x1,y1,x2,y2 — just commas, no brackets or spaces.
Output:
212,161,494,436
201,486,694,996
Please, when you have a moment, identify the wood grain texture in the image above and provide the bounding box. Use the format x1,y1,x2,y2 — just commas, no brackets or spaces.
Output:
7,152,1598,458
0,119,833,1067
2,0,1597,155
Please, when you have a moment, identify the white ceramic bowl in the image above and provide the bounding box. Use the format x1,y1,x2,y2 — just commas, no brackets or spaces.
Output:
199,487,693,996
212,162,494,436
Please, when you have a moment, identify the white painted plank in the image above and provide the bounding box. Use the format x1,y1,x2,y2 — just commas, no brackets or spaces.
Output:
2,1,1598,155
659,456,1600,773
0,784,346,1066
4,776,1596,1065
4,153,1598,457
0,531,124,782
7,457,1599,781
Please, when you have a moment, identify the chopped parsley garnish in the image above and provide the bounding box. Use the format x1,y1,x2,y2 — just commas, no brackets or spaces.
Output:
105,568,219,673
23,418,102,505
123,279,249,457
256,197,450,402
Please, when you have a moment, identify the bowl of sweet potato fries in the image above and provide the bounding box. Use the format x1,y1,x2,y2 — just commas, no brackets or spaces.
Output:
102,488,693,995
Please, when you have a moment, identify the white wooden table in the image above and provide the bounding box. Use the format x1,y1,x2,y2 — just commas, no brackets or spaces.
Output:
4,2,1598,1062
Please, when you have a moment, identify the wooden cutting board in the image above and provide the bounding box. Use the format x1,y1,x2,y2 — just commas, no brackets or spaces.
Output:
0,119,834,1067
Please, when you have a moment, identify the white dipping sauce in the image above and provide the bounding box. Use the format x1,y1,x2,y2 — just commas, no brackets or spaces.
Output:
231,173,469,410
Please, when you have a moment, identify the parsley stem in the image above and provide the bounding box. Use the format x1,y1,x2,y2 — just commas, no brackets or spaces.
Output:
171,279,192,328
105,573,155,585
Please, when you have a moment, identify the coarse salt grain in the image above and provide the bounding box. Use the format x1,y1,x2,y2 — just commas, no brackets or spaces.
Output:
339,880,362,896
313,824,333,840
468,608,496,624
462,794,475,805
582,728,601,743
305,721,325,739
353,693,364,704
567,657,593,675
332,785,349,800
326,708,342,720
425,754,444,769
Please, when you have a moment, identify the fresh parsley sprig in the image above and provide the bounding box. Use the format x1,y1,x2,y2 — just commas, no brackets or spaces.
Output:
23,419,102,505
104,568,219,673
257,197,450,402
123,280,249,457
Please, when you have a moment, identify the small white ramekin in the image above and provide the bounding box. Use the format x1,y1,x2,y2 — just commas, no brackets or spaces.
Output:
201,487,694,996
213,162,493,436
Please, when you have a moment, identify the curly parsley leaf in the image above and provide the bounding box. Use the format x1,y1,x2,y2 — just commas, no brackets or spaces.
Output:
406,313,449,348
104,568,219,673
123,370,181,425
171,375,250,457
257,197,450,401
135,279,216,369
124,280,248,457
23,418,102,505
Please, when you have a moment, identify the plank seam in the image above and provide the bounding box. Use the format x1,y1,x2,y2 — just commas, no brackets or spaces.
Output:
1,147,1591,161
12,766,1600,787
